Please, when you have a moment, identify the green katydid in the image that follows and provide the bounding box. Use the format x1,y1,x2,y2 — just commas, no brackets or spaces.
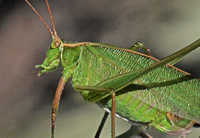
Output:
25,0,200,138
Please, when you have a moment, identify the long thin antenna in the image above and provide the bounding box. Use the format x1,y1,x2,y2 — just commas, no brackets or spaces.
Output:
45,0,58,37
25,0,53,36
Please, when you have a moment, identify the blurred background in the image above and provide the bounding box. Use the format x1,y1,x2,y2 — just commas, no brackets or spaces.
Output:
0,0,200,138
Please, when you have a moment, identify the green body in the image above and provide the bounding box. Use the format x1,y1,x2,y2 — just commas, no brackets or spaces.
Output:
37,39,200,135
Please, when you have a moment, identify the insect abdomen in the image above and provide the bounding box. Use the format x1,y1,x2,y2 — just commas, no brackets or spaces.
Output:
101,93,195,135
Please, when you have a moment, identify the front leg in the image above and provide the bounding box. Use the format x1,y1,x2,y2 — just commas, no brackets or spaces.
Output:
51,77,66,138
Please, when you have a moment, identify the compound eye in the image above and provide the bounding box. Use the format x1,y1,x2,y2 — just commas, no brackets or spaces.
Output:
51,40,61,49
53,40,61,48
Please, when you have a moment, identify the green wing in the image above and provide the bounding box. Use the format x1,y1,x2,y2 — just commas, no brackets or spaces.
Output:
72,43,200,123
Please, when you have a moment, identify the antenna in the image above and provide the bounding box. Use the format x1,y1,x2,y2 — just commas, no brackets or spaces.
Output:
25,0,53,36
45,0,58,37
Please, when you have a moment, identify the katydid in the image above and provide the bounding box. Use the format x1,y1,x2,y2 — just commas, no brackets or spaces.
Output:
25,0,200,138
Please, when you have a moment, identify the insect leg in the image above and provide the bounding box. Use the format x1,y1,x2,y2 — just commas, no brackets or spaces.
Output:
51,77,66,138
111,90,116,138
129,41,153,56
95,112,109,138
75,85,116,138
129,41,183,66
96,39,200,92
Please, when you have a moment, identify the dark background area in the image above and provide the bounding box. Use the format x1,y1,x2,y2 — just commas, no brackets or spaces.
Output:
0,0,199,138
